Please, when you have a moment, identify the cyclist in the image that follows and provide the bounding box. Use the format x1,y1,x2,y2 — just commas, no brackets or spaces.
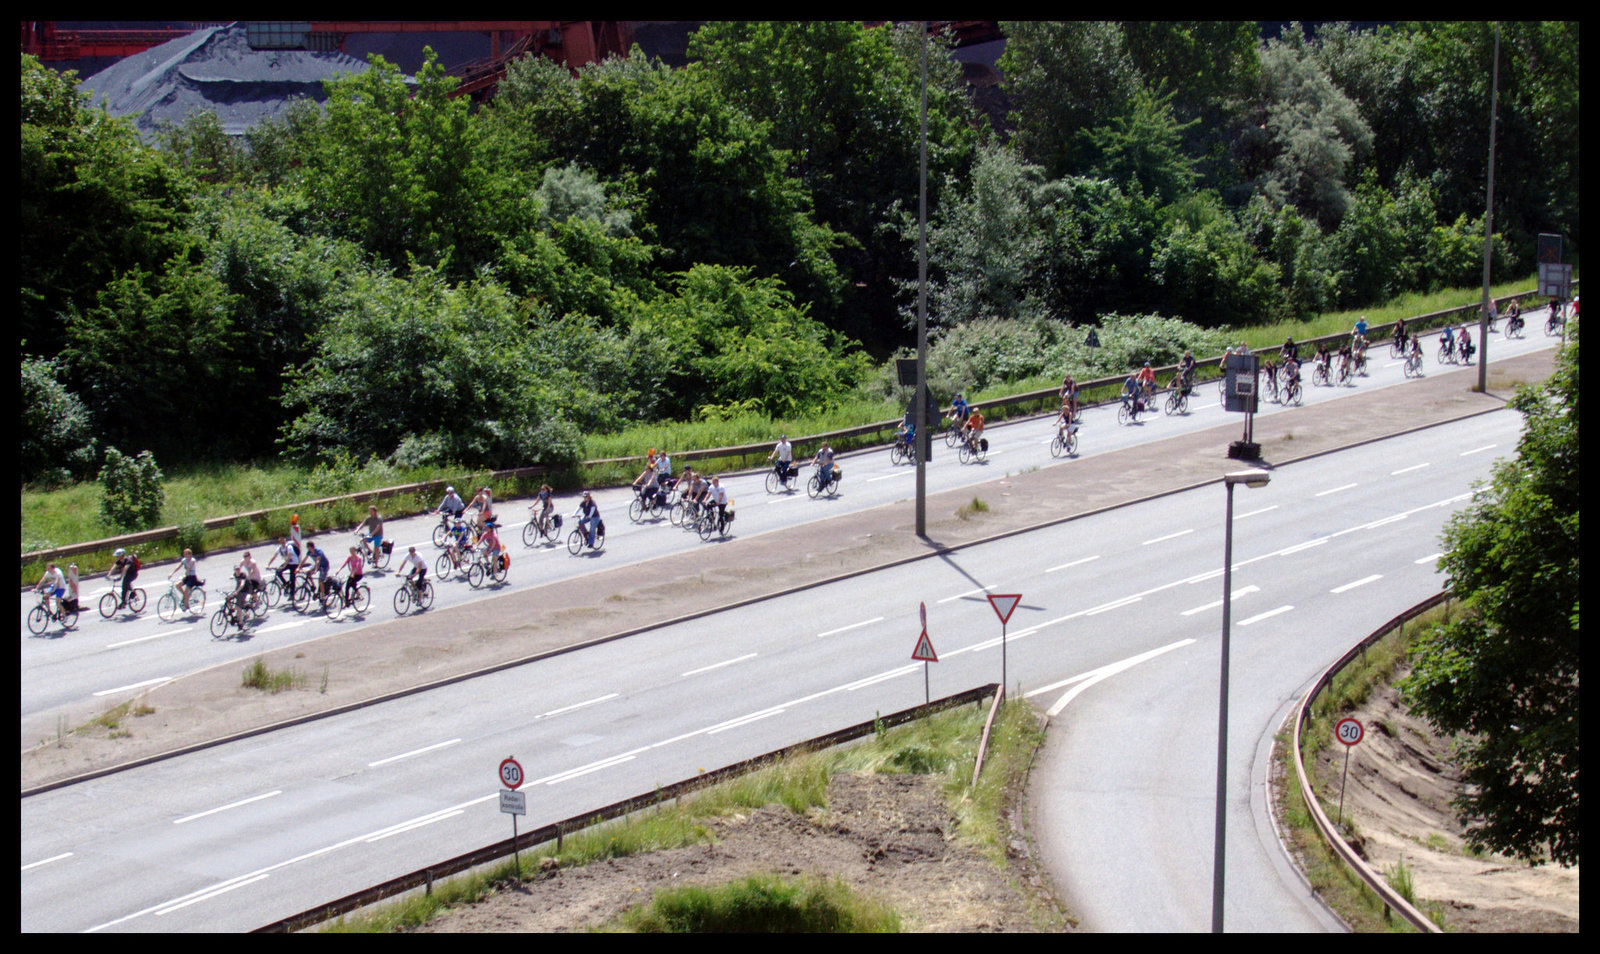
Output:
337,546,365,604
1174,351,1197,393
1336,339,1353,380
654,449,674,491
1058,376,1078,422
233,551,263,612
356,506,385,561
65,562,81,614
444,514,473,567
949,392,970,430
1280,337,1299,364
708,476,730,533
107,547,140,610
267,535,300,594
1283,352,1303,392
769,435,795,483
1121,374,1144,415
894,418,916,457
400,545,428,592
1353,331,1369,370
632,458,664,510
1314,341,1332,380
1439,323,1456,360
301,541,332,601
813,442,839,488
437,485,466,520
1353,315,1369,340
37,562,67,617
170,547,201,606
479,521,505,572
1506,300,1523,335
1408,334,1424,368
1135,361,1157,406
576,491,602,549
1054,399,1079,443
964,408,986,452
532,483,556,530
1458,326,1475,363
1393,316,1408,354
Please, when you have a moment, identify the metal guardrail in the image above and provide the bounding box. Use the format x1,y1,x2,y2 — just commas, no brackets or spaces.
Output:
252,684,1000,933
1290,591,1453,933
25,284,1571,569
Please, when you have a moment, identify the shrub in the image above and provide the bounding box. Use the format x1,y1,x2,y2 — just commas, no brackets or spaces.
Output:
97,447,165,532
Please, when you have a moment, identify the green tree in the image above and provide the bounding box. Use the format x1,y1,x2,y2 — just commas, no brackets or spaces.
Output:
1081,86,1199,206
98,447,166,532
998,21,1143,179
1401,333,1580,866
20,355,99,485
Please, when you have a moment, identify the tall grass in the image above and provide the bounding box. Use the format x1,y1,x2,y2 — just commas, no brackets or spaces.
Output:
608,874,901,933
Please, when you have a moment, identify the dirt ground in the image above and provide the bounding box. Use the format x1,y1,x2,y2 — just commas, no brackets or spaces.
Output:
408,770,1069,933
1308,669,1579,932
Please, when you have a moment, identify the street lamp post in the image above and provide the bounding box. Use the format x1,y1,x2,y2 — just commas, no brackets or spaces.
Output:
1213,469,1271,932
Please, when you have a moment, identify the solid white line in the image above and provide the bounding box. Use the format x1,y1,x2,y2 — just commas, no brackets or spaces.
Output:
1278,538,1329,555
153,873,270,916
365,810,464,842
1459,444,1498,456
1180,586,1259,617
707,709,787,733
1415,553,1443,564
21,852,73,872
1085,596,1140,616
106,626,191,648
1315,482,1359,497
1142,528,1193,546
173,790,283,825
1235,505,1278,519
541,754,638,784
92,676,172,697
368,738,461,767
257,619,311,634
1331,575,1383,594
817,617,882,638
1046,555,1100,573
866,471,913,483
682,653,757,677
1390,462,1430,475
537,692,619,719
844,666,919,691
937,585,991,604
1238,605,1294,626
1034,639,1197,717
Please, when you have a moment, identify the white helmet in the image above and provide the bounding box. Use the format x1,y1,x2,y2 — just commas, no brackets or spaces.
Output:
114,548,126,557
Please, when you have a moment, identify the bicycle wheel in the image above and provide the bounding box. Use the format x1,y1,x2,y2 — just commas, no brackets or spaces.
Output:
468,562,486,587
27,605,48,635
250,591,269,619
99,592,120,619
1390,338,1404,358
1287,382,1303,405
1164,393,1180,416
1050,434,1066,458
669,500,688,526
698,514,715,541
958,442,972,464
210,608,231,638
522,521,538,547
889,444,905,466
186,588,207,616
807,474,822,499
432,522,450,548
264,579,283,608
567,529,584,555
417,581,434,611
492,557,508,583
127,588,146,613
157,592,178,622
61,605,78,629
373,547,391,571
628,497,645,522
321,588,341,619
945,426,961,448
435,552,454,581
1066,431,1079,456
291,579,314,612
1117,404,1132,426
393,586,411,616
353,585,371,615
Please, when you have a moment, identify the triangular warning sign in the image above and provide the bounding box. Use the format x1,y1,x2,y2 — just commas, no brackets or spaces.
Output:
987,593,1022,624
911,629,938,662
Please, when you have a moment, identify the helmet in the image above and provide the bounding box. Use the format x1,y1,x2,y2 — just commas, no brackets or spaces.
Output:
446,486,455,494
114,548,126,557
582,491,592,499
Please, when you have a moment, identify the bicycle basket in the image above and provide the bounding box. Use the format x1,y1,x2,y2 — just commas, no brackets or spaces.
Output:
381,540,394,554
980,438,989,451
552,514,563,528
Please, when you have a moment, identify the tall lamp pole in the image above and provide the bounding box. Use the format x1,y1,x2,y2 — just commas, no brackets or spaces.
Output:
915,21,929,536
1213,469,1271,932
1477,24,1500,393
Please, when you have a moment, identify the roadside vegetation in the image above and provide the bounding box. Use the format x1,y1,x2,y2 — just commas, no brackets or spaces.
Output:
321,695,1044,932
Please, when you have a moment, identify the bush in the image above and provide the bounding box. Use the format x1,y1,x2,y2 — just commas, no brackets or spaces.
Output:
98,447,165,532
20,356,98,486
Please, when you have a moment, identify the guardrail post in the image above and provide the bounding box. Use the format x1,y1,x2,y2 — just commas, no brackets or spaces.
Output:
425,869,432,896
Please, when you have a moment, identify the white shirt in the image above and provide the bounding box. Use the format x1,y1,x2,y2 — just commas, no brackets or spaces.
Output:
774,440,793,462
656,454,672,477
709,484,728,506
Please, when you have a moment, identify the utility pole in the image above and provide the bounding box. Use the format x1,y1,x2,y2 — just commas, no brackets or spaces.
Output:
1477,25,1499,393
915,21,929,536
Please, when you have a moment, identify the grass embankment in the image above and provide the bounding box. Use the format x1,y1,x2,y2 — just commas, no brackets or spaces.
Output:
1275,604,1453,932
322,696,1047,933
20,274,1560,582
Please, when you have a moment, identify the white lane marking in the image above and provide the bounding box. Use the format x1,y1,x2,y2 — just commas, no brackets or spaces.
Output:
1028,639,1196,718
1235,505,1278,519
1315,482,1359,497
21,852,73,872
1238,605,1294,626
173,790,283,825
365,810,464,842
1085,596,1140,616
1142,528,1193,546
1359,514,1408,529
1046,555,1099,573
1331,574,1383,594
766,494,805,504
1279,537,1329,555
866,471,913,483
106,626,191,648
257,619,311,634
1390,462,1430,475
367,738,461,768
541,754,639,785
153,873,271,916
707,708,788,733
843,665,920,691
937,585,992,604
1415,553,1443,564
682,653,757,677
1180,586,1259,616
536,692,619,720
88,792,499,932
1459,444,1498,456
817,617,882,638
93,676,172,697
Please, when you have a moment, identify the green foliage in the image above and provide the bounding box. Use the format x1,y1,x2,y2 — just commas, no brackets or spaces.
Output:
613,874,900,933
1153,194,1285,326
157,108,248,185
1081,86,1199,205
999,21,1143,179
98,447,165,532
1400,332,1580,866
20,355,98,485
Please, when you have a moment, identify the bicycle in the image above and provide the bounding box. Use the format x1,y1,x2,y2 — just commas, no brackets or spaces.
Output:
356,535,392,572
1389,335,1407,359
567,513,607,555
670,495,704,528
467,547,510,588
1282,377,1303,405
1504,315,1525,339
156,578,207,621
27,592,79,635
957,433,988,464
1546,311,1564,336
289,571,322,612
209,586,267,637
521,507,561,546
1438,337,1456,365
1312,361,1331,387
430,509,463,548
393,575,435,615
1353,349,1369,376
697,502,735,541
888,431,917,466
807,464,841,498
1403,350,1424,378
1116,394,1147,426
1336,357,1352,386
99,581,147,619
1049,421,1079,458
1262,365,1280,404
765,459,800,494
627,485,669,523
1164,386,1189,416
321,574,372,620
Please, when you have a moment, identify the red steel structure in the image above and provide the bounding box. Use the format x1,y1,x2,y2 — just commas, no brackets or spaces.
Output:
21,21,225,60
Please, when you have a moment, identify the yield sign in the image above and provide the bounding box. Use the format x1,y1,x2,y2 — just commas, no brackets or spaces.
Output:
912,629,938,662
987,593,1022,625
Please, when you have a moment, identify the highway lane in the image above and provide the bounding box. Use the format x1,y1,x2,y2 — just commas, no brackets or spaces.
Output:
18,325,1559,737
20,410,1521,931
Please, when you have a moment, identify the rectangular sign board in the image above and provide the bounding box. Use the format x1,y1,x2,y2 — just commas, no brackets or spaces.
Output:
500,789,526,816
1223,352,1260,414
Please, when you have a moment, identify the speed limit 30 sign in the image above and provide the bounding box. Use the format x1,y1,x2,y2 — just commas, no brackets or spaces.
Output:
1335,717,1364,747
499,756,525,790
